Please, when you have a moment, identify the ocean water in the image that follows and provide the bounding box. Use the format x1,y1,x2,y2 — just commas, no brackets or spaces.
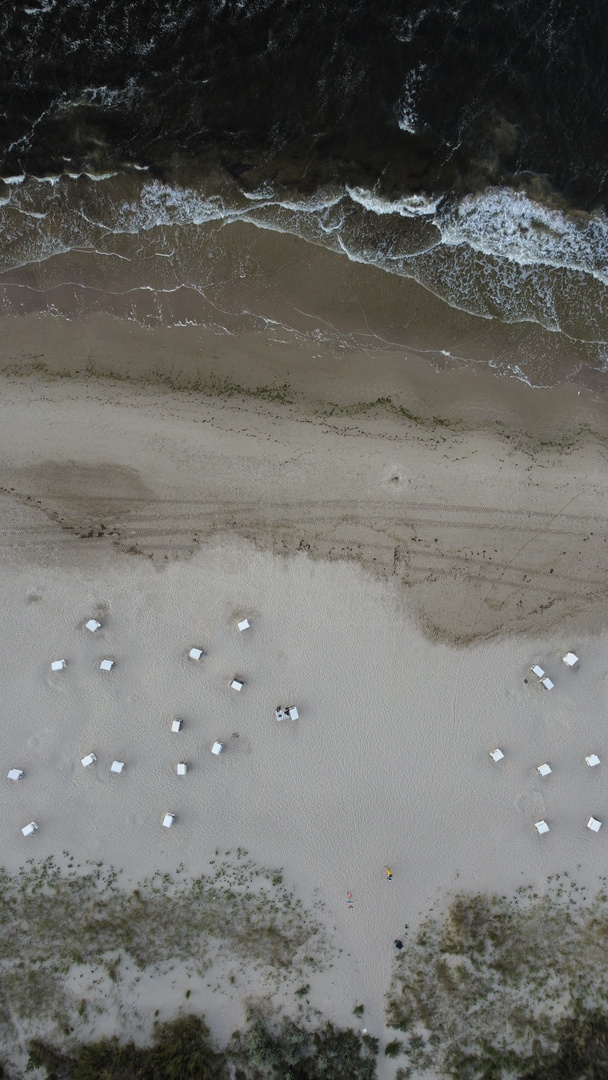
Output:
2,0,608,387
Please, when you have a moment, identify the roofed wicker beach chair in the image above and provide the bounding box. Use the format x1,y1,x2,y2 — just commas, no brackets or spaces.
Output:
110,761,124,773
489,748,504,762
534,819,549,834
237,619,250,631
7,769,23,781
586,754,600,767
563,652,579,667
81,753,97,767
211,742,224,755
86,619,101,632
537,763,552,777
22,822,38,837
588,817,602,832
189,647,203,660
163,813,175,828
51,659,66,671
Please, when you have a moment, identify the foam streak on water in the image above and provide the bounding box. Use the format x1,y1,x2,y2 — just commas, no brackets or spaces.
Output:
3,0,608,384
2,171,608,385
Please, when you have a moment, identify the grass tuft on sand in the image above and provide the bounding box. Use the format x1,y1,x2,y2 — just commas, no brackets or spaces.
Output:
0,852,329,1036
385,875,608,1079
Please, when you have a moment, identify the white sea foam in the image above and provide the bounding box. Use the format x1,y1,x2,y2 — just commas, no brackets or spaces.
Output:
347,186,441,217
81,82,140,109
24,0,57,12
66,171,119,181
395,63,426,134
276,193,343,214
438,189,608,285
242,185,276,201
2,171,608,364
121,181,240,230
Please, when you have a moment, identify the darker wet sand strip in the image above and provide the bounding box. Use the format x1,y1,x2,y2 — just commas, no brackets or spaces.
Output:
0,369,607,645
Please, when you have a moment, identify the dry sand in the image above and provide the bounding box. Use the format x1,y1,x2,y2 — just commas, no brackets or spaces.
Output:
1,318,608,1071
2,535,608,1068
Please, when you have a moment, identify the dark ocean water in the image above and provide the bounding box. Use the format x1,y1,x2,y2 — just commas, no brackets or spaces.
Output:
2,0,608,385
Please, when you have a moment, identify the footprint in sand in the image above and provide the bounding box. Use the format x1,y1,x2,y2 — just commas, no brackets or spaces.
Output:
516,790,546,818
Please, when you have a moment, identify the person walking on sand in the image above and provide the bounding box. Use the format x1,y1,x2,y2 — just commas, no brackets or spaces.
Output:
385,867,393,881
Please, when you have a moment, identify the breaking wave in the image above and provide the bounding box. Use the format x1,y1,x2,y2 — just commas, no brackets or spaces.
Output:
2,172,608,361
2,0,608,384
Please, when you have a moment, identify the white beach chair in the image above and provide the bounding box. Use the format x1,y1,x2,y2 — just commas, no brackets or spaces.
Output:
171,718,182,733
586,754,601,767
7,769,23,781
100,659,114,671
541,677,554,690
588,817,602,832
177,762,187,775
51,659,66,672
211,742,224,755
537,763,552,777
231,678,244,691
162,813,175,828
534,820,550,834
81,753,97,768
189,647,203,660
489,748,504,762
110,761,124,773
85,619,101,632
288,707,299,720
22,822,38,837
531,665,545,679
563,652,579,667
237,619,250,631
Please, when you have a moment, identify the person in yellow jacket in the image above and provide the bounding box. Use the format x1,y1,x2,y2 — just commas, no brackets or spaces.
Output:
385,867,393,881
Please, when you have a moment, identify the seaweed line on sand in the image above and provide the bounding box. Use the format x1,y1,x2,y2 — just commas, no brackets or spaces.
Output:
0,359,604,453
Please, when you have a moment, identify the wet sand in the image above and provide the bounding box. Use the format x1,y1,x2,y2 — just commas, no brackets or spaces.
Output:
2,215,608,393
0,351,607,645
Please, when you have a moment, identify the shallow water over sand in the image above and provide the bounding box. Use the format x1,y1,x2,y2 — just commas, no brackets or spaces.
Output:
2,172,608,391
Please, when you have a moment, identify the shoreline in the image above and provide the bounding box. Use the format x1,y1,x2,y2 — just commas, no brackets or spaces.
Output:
2,306,608,443
2,213,608,398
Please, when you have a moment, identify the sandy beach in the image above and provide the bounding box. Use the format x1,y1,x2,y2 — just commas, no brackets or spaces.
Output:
0,329,608,1072
5,4,608,1074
